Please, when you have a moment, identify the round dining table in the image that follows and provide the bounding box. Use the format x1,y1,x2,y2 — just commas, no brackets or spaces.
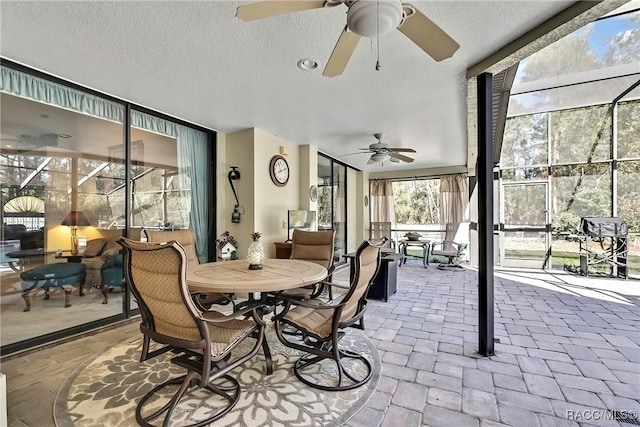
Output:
187,258,327,294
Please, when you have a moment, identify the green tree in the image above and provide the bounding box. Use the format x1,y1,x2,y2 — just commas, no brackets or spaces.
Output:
392,180,439,225
501,113,548,167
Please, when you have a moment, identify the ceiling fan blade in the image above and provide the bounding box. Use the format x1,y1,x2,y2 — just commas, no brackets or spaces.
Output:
322,27,361,78
398,5,459,61
341,151,368,157
236,1,326,21
367,156,376,165
390,152,415,163
389,147,416,153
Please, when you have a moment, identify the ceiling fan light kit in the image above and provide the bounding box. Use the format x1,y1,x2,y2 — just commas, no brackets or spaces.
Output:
347,0,402,38
371,152,391,163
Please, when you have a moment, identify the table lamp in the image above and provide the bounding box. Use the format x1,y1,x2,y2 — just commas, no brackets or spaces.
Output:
61,210,90,254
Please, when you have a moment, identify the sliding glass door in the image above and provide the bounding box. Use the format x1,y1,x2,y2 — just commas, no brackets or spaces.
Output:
317,154,347,265
0,62,215,356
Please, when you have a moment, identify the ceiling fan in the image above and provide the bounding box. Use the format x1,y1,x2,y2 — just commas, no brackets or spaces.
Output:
236,0,460,77
0,132,68,152
348,133,416,164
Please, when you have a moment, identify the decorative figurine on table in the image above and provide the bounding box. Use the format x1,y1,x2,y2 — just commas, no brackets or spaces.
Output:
216,231,238,260
247,232,265,270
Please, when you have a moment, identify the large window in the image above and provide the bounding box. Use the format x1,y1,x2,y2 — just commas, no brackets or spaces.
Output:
499,8,640,273
0,63,214,355
391,178,441,241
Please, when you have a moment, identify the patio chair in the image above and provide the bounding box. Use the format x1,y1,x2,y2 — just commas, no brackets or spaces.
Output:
280,229,336,300
273,238,383,391
370,222,395,250
118,238,266,426
431,222,468,270
144,229,234,310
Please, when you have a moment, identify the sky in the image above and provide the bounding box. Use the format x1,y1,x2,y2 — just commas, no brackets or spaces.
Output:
588,12,640,60
509,8,640,115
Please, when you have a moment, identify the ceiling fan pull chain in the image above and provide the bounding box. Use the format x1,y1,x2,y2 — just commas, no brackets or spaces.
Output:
375,0,381,71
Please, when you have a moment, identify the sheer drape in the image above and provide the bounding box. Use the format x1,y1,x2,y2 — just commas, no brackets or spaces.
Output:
439,175,468,226
1,66,124,123
370,180,395,224
177,125,209,263
131,111,210,263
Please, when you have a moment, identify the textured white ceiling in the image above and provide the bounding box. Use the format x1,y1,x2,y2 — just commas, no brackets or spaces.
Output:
0,1,575,172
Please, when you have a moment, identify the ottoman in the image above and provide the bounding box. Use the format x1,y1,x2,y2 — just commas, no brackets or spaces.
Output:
20,263,87,312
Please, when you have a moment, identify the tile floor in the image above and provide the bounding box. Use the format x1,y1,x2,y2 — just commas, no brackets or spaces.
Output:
2,261,639,427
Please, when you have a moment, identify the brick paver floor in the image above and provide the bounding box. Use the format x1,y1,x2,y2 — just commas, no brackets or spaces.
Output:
341,263,640,427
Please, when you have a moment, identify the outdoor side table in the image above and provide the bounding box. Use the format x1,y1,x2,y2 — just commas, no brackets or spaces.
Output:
397,239,430,268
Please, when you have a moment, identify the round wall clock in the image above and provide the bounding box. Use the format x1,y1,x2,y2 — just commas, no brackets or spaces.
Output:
269,155,290,187
309,185,318,202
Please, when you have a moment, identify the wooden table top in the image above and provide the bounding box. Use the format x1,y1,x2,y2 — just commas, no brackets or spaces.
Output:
187,258,327,293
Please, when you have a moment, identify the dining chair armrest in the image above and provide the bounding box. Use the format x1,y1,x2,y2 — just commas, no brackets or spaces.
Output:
431,241,444,251
279,294,344,310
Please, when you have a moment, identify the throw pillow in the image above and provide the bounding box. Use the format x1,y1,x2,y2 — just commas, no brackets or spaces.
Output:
83,238,106,257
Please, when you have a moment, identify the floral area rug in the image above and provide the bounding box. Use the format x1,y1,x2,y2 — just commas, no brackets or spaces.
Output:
54,326,380,427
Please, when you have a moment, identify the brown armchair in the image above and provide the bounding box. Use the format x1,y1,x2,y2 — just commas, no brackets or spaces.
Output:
144,229,234,309
80,230,124,289
118,238,266,426
274,238,383,391
280,229,336,300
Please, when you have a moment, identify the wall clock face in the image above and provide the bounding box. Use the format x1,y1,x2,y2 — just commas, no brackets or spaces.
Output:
269,155,289,187
309,185,318,202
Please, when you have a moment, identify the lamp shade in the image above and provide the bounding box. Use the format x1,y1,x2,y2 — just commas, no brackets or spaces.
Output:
61,210,90,226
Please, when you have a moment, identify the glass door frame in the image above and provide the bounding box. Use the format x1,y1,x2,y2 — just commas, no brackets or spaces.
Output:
499,180,551,268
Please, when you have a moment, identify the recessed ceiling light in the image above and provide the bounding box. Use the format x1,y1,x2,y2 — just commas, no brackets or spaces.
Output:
58,134,71,138
297,59,319,71
6,144,12,148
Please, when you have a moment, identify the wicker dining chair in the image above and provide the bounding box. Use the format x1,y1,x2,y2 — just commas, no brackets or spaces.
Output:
118,237,266,426
280,229,336,300
273,238,383,391
144,229,234,309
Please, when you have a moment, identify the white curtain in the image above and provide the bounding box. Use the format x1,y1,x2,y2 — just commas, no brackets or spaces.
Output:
370,180,395,224
439,175,468,226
